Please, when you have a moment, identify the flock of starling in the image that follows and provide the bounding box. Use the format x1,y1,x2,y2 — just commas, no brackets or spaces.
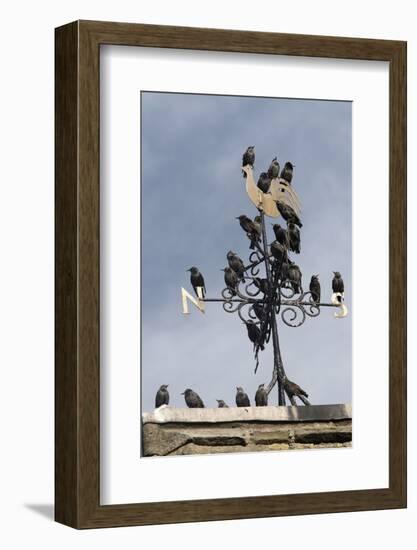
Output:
177,147,345,410
155,380,309,409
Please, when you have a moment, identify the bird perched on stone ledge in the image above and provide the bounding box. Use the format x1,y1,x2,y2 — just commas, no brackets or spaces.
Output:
216,399,229,408
181,388,205,408
255,383,268,406
242,146,255,177
155,384,169,408
236,386,251,407
187,266,206,298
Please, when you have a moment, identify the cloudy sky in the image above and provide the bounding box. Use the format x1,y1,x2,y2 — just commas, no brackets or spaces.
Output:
140,91,352,411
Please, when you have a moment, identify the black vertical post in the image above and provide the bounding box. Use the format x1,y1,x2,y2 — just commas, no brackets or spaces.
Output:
259,210,286,405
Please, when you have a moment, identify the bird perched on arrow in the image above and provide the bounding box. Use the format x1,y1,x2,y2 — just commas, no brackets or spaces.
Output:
332,271,344,293
242,146,255,177
255,383,268,406
309,275,321,303
236,386,251,407
187,266,206,298
267,157,280,179
181,388,205,408
155,384,169,408
227,251,246,282
280,161,295,184
275,201,303,228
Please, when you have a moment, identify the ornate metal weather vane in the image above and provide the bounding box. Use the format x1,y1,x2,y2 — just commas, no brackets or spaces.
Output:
181,153,348,406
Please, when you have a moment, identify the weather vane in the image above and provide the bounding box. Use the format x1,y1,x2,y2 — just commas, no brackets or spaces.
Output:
181,147,348,406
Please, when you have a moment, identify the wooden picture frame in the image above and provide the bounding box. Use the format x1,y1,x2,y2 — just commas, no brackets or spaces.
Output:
55,20,407,528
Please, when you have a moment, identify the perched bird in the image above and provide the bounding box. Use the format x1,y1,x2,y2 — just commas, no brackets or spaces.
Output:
227,251,246,282
332,271,345,293
280,260,290,282
255,383,268,406
280,161,295,184
267,157,280,179
252,302,266,322
244,320,265,351
287,222,300,254
242,146,255,177
155,384,169,408
270,240,286,263
222,266,239,295
181,388,205,408
275,201,303,228
309,275,321,303
257,172,272,193
236,215,261,249
253,216,262,238
253,277,269,295
272,223,289,246
283,377,310,405
187,266,206,298
288,263,302,294
236,386,251,407
216,399,229,408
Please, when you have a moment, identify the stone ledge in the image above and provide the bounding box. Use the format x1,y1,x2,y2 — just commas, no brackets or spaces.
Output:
142,404,352,457
143,403,352,425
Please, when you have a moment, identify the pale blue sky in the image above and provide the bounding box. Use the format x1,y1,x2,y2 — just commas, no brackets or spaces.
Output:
141,91,352,411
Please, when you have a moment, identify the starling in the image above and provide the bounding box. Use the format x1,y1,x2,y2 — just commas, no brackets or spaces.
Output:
267,157,280,179
257,172,272,193
280,161,295,184
280,259,290,282
244,320,265,351
255,383,268,406
216,399,229,408
187,266,206,298
252,216,262,238
252,302,266,321
270,240,286,263
236,386,251,407
236,215,261,249
155,384,169,408
253,277,269,295
309,275,321,303
242,146,255,177
272,224,289,246
288,263,302,294
222,266,239,295
275,201,303,228
283,377,310,405
287,222,300,254
227,251,246,282
181,388,205,408
332,271,345,293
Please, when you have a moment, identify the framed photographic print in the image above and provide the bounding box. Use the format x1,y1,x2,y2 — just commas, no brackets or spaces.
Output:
55,20,406,528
